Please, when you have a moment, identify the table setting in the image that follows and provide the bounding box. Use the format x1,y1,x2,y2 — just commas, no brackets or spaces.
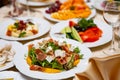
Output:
0,0,120,80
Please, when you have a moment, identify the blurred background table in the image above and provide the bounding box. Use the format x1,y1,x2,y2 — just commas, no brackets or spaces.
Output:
0,1,119,80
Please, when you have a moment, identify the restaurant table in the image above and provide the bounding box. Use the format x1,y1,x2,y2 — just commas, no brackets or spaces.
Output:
0,3,120,80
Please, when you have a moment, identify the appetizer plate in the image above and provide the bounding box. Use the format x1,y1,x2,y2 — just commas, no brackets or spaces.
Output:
42,4,96,22
0,71,35,80
0,39,23,71
0,17,51,41
50,19,112,48
18,0,91,6
17,0,55,6
14,37,92,79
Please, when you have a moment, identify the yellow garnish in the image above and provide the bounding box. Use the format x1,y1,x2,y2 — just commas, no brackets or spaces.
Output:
43,68,61,73
1,78,14,80
107,0,113,2
26,56,32,66
73,59,80,66
7,25,14,31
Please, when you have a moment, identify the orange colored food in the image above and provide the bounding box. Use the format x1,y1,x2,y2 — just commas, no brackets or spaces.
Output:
43,68,61,73
74,59,80,66
26,56,80,73
51,0,91,20
28,44,34,51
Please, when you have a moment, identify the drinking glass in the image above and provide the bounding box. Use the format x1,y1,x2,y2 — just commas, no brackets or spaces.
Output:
8,0,23,17
26,0,31,17
103,1,120,54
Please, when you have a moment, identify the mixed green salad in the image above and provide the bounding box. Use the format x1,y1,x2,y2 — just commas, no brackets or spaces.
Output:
26,38,83,73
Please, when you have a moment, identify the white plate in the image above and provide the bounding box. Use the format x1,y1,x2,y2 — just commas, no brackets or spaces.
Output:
0,39,23,71
17,0,55,6
0,17,51,41
93,0,105,11
0,71,36,80
17,0,91,6
50,19,112,48
14,37,92,79
42,4,96,22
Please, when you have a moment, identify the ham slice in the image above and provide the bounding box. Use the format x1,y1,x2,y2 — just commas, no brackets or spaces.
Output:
35,49,47,61
30,65,43,71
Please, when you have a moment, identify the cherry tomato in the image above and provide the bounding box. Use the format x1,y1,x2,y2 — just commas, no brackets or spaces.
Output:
69,21,77,27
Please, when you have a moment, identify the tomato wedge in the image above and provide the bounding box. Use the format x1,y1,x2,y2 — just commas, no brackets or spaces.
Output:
79,27,102,42
69,21,77,27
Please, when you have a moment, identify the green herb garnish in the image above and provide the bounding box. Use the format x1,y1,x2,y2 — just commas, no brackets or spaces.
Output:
28,21,34,25
14,22,19,28
73,47,80,53
78,18,96,31
18,32,26,38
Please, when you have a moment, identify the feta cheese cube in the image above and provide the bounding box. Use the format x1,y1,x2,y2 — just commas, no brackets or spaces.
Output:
46,46,52,53
69,46,75,51
55,50,66,57
46,55,55,63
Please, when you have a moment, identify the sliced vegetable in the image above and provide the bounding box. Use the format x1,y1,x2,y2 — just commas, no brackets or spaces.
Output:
61,18,103,42
79,27,102,42
71,27,83,43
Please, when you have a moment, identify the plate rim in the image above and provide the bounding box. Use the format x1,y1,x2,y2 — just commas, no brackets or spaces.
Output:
0,71,34,80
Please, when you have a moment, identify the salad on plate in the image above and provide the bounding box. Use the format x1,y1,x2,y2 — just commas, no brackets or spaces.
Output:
26,38,83,73
14,37,92,79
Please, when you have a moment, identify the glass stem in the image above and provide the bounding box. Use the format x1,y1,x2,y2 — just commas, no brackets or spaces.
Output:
118,24,120,48
26,0,30,17
109,24,116,52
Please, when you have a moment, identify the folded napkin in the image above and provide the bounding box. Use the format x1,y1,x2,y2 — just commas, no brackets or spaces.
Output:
74,54,120,80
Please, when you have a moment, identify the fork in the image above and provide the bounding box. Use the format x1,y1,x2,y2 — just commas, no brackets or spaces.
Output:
11,17,33,22
54,32,66,38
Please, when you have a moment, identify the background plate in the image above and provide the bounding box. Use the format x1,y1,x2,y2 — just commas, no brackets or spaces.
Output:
0,39,23,71
0,17,51,41
50,19,112,48
42,4,96,22
0,71,36,80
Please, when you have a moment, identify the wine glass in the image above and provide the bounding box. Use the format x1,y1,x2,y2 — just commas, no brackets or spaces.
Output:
103,1,120,55
8,0,23,17
26,0,30,17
